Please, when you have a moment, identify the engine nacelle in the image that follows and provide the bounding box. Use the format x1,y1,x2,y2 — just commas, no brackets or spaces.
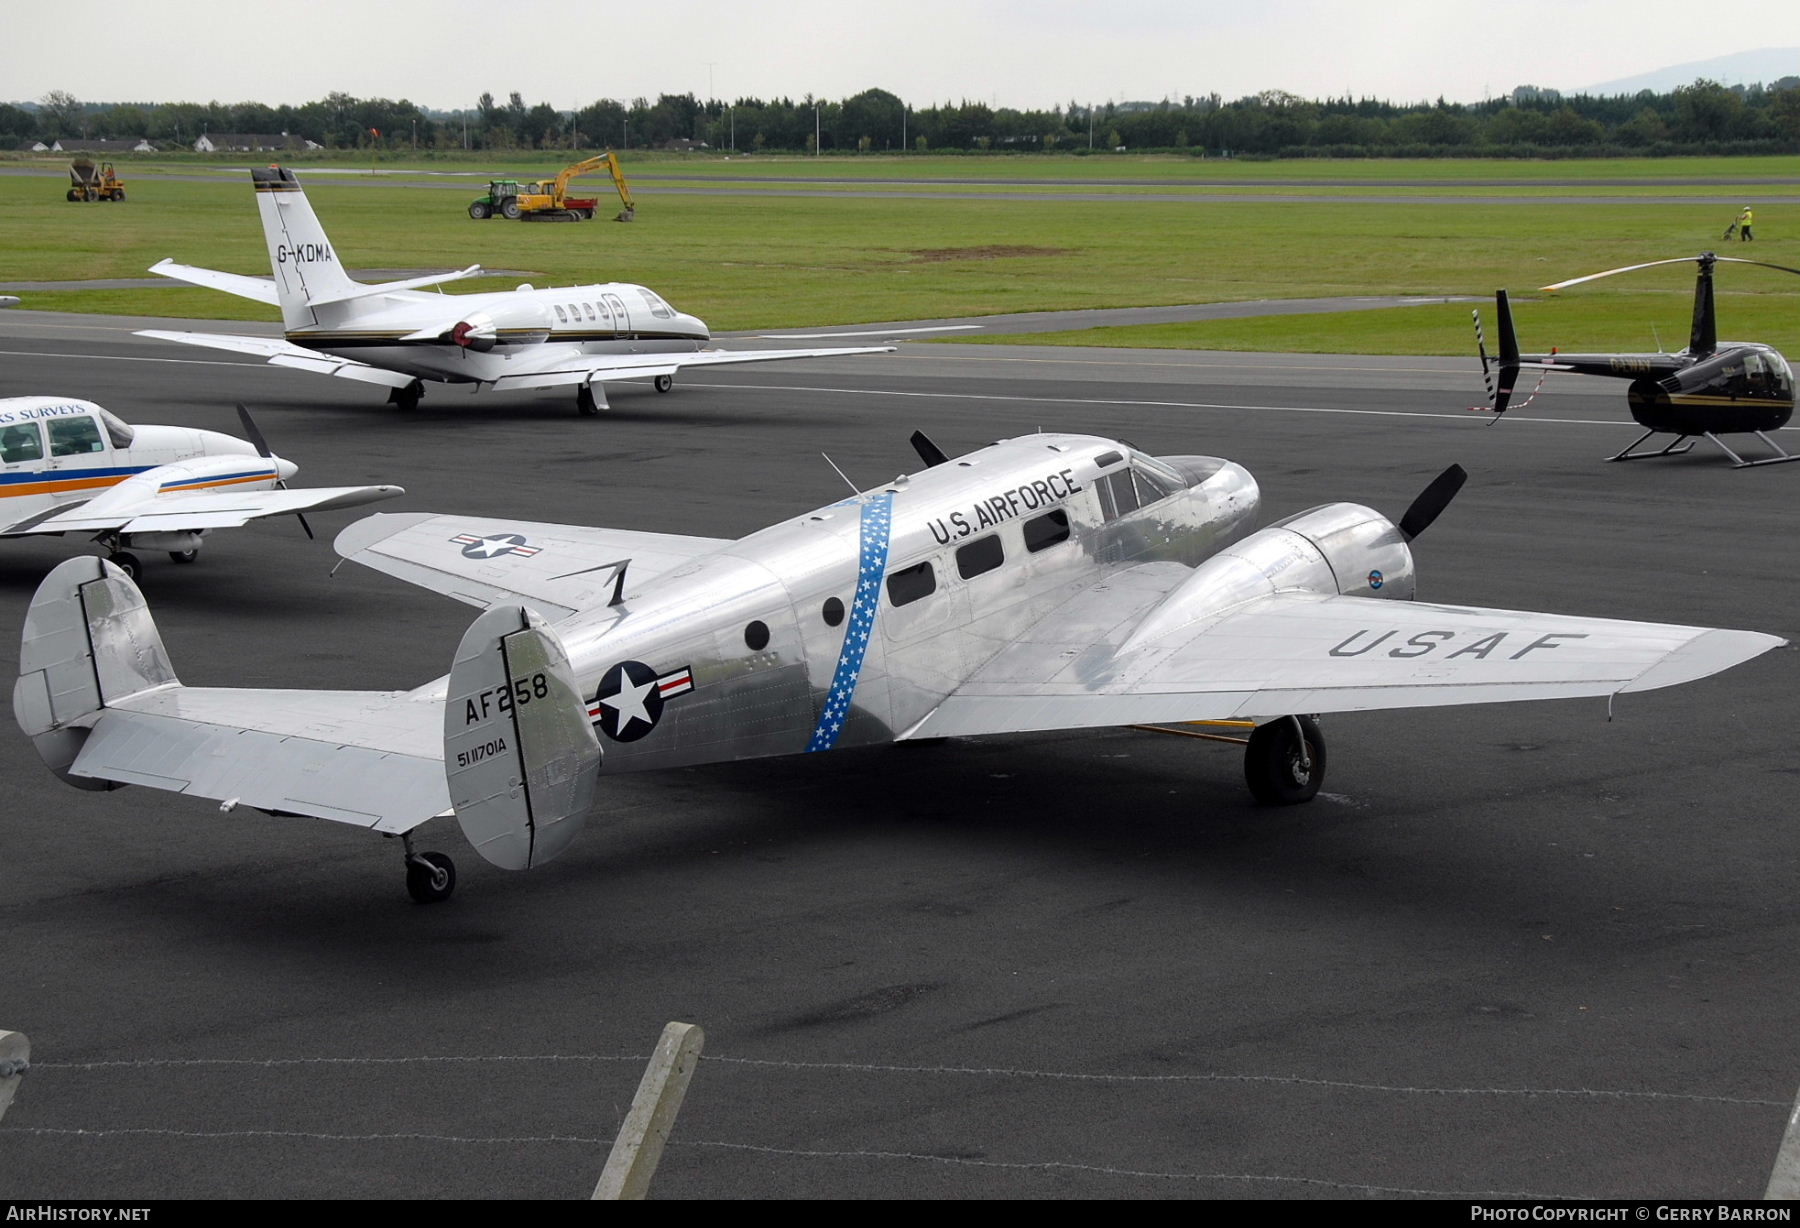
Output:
451,300,553,351
1121,502,1413,653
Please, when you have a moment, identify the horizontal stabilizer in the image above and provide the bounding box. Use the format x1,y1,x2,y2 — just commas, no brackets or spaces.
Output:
444,605,600,870
134,330,419,389
147,259,281,306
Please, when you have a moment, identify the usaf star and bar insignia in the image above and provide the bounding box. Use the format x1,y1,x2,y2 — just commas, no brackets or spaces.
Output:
450,531,544,560
587,660,695,742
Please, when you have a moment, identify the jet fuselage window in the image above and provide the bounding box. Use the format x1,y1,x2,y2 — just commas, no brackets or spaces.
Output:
48,417,104,457
1,423,44,464
554,305,568,322
956,534,1004,580
583,303,597,321
886,561,937,607
1023,509,1071,553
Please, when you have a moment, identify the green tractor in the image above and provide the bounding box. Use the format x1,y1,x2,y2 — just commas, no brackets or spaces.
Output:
468,180,524,220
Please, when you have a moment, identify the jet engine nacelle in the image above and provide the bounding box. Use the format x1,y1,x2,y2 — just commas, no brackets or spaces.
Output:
451,300,554,352
1123,503,1413,652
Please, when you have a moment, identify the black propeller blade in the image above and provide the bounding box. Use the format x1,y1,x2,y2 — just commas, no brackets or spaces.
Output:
910,430,949,468
236,402,313,540
1398,464,1467,542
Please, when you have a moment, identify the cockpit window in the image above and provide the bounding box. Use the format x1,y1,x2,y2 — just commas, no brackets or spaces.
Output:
1096,469,1140,519
1130,458,1180,502
48,416,104,457
637,289,675,320
1,422,43,463
98,408,135,448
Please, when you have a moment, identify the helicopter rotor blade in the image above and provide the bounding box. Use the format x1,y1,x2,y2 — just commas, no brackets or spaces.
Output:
1710,256,1800,278
1540,257,1712,293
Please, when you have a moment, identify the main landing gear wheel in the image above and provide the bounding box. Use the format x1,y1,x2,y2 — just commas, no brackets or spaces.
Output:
108,551,142,581
388,382,423,412
168,549,198,564
1244,715,1326,805
577,385,604,416
405,850,457,904
653,374,674,394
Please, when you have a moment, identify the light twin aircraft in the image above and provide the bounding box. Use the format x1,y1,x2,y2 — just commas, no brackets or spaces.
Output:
138,166,893,415
13,431,1780,903
1,396,400,577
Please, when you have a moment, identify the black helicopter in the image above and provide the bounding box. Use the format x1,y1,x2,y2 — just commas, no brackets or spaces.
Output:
1475,252,1800,467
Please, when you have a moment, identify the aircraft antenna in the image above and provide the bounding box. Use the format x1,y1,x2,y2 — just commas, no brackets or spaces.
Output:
820,452,861,495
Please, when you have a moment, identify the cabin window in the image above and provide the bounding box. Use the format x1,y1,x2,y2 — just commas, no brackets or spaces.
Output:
98,409,135,448
822,596,845,626
886,561,936,607
1095,469,1140,520
554,305,568,323
744,620,770,651
47,417,104,457
583,302,597,321
0,422,43,464
1023,509,1070,553
956,534,1004,580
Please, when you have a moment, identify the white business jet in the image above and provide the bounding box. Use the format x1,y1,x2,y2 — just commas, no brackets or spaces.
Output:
138,166,893,415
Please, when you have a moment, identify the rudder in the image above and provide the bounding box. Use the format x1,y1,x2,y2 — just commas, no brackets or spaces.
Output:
252,166,360,330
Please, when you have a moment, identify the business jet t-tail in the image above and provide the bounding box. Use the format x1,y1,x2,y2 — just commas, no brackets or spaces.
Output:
138,166,893,415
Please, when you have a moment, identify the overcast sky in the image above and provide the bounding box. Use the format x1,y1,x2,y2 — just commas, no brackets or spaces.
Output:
4,0,1796,111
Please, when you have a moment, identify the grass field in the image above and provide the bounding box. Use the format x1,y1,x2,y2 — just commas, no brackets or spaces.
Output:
2,154,1794,356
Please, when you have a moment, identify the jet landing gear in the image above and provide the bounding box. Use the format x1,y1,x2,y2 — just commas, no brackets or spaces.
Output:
402,831,457,904
653,374,674,394
387,381,424,412
577,383,609,416
1243,715,1326,805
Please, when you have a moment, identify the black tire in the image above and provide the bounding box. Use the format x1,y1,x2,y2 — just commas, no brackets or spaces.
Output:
66,189,80,202
389,382,423,412
406,851,456,904
111,189,125,202
1243,716,1326,805
468,201,490,219
577,385,603,416
653,374,674,394
501,199,522,220
109,551,142,581
168,549,199,564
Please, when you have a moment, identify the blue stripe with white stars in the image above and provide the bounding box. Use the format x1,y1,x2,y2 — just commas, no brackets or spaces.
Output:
806,492,894,753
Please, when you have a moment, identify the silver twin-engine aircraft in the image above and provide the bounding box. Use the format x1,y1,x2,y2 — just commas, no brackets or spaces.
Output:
13,432,1781,902
137,166,893,415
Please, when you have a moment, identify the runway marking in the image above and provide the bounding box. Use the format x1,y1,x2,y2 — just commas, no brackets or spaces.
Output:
0,347,264,369
0,1126,1570,1198
685,379,1634,428
33,1052,1784,1106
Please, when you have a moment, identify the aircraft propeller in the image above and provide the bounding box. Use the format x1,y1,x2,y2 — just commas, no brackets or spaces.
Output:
236,403,313,540
1397,464,1467,542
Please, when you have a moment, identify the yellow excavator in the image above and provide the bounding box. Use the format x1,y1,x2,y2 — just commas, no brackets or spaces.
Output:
468,151,636,222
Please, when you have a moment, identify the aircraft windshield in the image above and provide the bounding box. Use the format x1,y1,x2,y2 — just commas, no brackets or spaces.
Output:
98,408,135,448
637,289,675,320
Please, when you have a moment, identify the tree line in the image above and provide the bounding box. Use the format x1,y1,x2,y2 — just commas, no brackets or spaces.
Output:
4,80,1797,157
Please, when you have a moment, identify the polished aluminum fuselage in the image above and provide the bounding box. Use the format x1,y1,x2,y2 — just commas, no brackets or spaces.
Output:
527,434,1260,774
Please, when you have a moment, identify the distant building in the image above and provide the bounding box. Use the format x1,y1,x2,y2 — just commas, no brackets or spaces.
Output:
661,138,709,152
194,132,320,153
16,139,49,152
51,137,155,154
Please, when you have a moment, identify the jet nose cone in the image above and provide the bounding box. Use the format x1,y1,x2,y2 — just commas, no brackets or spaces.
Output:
274,456,299,482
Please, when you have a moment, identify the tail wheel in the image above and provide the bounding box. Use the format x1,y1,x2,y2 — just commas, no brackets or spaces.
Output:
405,851,457,904
1244,716,1326,805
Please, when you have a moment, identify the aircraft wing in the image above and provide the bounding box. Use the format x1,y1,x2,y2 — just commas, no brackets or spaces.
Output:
134,330,419,390
335,511,731,621
10,484,405,536
902,573,1784,739
65,685,449,832
147,259,281,306
485,344,896,392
